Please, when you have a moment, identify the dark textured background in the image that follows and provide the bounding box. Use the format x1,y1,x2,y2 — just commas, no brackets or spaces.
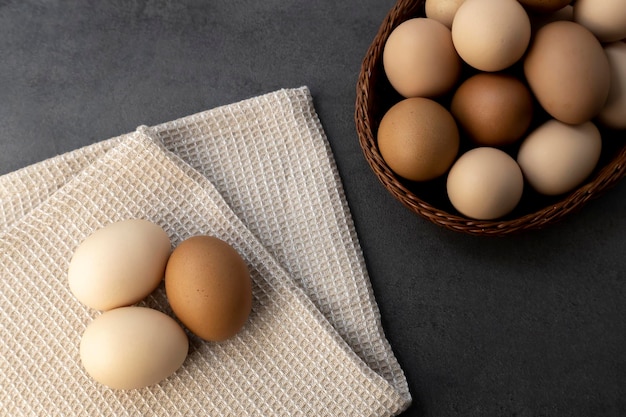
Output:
2,1,625,416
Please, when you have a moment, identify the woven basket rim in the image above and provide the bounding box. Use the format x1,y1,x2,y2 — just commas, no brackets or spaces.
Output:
354,0,626,236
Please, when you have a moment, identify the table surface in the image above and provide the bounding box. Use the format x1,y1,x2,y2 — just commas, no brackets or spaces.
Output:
2,1,624,416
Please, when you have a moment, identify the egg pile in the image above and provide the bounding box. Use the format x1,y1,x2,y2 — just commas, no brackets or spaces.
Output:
379,0,626,220
67,219,253,389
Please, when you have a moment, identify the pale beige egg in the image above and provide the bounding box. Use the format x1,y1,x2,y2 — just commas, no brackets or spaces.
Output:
597,42,626,130
425,0,465,28
447,147,524,220
517,119,602,195
80,306,188,390
68,219,171,311
574,0,626,42
451,0,531,71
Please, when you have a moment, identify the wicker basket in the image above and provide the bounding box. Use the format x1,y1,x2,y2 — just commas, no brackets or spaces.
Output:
355,0,626,236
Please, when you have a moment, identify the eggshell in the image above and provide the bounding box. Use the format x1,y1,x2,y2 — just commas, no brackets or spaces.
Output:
524,21,611,125
517,119,602,195
425,0,465,28
80,306,188,390
451,0,531,71
446,147,524,220
573,0,626,43
518,0,572,13
165,236,252,342
383,17,461,97
68,219,171,311
597,42,626,130
377,97,460,181
450,72,534,146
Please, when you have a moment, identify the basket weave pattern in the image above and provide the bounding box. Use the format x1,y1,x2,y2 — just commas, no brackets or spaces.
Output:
355,0,626,236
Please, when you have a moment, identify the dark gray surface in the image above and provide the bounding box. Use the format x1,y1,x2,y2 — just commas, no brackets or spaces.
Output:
2,1,625,416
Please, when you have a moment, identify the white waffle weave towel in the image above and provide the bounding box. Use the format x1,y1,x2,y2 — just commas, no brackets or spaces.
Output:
0,87,411,416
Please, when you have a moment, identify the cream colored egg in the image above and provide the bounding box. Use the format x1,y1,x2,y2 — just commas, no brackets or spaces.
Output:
425,0,465,28
80,306,188,390
446,147,524,220
517,120,602,195
597,42,626,130
452,0,531,71
68,219,171,311
574,0,626,42
383,17,461,98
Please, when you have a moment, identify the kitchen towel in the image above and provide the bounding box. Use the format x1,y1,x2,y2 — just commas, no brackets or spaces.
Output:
0,87,411,416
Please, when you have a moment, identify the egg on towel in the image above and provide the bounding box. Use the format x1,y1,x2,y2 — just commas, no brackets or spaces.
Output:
165,235,253,342
80,306,188,390
68,219,171,311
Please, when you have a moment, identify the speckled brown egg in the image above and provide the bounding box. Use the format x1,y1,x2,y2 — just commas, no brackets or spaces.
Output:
165,235,252,342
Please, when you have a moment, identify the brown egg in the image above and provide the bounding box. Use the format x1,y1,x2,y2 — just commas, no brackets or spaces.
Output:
524,21,610,124
383,17,461,98
518,0,572,13
451,73,534,146
165,236,252,342
377,97,460,181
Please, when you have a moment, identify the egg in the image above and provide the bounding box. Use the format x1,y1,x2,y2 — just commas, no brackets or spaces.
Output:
573,0,626,43
446,147,524,220
450,72,534,146
80,306,188,390
524,21,611,125
451,0,531,71
425,0,465,28
518,0,572,13
597,42,626,130
383,17,461,98
68,219,171,311
517,119,602,195
377,97,460,181
165,236,252,342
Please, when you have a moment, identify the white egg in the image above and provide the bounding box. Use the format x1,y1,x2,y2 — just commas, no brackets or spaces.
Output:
68,219,171,311
80,306,188,390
